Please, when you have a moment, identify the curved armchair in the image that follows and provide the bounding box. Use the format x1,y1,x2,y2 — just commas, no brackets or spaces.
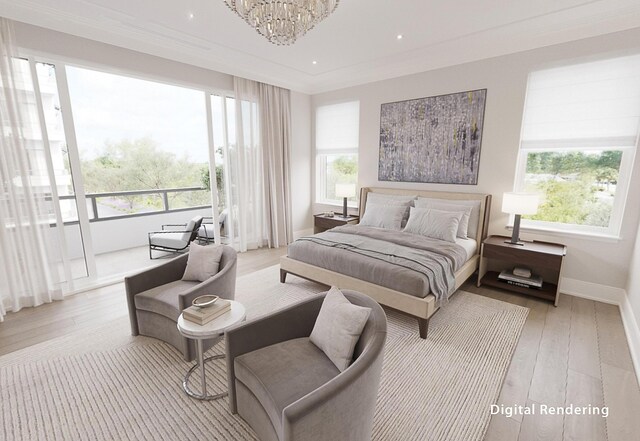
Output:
225,289,387,441
125,245,237,361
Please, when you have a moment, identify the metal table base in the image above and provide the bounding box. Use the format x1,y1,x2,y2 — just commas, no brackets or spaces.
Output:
182,338,227,401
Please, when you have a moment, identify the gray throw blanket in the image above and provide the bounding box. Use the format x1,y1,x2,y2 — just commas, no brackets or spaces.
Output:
295,225,467,304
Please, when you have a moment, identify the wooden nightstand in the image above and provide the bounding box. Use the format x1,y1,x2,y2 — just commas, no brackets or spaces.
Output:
478,235,567,306
314,213,359,234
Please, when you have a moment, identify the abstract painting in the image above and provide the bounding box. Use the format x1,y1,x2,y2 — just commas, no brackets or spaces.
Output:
379,89,487,185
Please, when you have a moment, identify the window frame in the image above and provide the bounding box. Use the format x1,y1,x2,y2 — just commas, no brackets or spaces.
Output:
513,143,637,238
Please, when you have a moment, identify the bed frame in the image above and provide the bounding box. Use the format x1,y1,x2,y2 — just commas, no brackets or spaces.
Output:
280,187,492,339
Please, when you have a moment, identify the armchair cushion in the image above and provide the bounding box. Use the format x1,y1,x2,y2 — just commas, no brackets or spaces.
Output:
182,243,224,282
234,337,339,435
134,280,199,321
149,232,189,249
309,287,372,371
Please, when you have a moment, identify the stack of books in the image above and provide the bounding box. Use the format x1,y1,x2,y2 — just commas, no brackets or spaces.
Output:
498,268,543,289
183,299,231,325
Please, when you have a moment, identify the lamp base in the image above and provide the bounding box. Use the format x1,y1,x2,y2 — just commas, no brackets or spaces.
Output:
342,197,348,218
504,240,525,246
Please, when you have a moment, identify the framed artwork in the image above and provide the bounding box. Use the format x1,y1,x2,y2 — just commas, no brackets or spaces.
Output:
378,89,487,185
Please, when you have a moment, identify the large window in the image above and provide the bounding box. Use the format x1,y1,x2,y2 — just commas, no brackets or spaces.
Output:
315,101,360,206
515,55,640,236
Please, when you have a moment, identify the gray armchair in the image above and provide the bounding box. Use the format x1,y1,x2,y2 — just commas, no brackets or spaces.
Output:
125,245,237,361
225,289,387,441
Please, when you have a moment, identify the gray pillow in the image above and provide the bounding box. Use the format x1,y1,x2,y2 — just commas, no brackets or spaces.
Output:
366,193,416,226
416,197,482,239
309,287,372,372
403,207,462,243
413,199,472,239
182,243,224,282
359,204,406,230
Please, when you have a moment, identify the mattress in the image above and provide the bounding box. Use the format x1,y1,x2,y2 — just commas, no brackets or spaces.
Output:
287,225,469,303
455,237,478,261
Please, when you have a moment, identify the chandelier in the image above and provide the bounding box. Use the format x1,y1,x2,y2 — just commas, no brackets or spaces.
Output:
223,0,340,46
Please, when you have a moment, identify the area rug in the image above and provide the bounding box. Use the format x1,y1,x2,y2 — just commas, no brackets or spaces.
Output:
0,265,528,441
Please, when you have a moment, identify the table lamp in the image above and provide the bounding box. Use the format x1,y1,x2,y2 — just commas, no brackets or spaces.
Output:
335,183,356,218
502,192,539,245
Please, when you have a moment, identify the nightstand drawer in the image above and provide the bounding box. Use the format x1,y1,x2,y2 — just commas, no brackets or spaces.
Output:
483,243,563,270
315,217,342,230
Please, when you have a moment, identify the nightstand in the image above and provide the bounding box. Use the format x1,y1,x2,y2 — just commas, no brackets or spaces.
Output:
478,235,567,306
314,213,359,234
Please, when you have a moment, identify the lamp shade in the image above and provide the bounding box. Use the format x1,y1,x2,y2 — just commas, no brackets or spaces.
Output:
502,192,539,215
335,183,356,198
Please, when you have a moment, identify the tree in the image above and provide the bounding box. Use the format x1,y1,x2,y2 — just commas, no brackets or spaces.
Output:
81,138,209,212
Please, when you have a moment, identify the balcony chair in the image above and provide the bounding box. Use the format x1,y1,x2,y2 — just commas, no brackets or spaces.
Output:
125,245,237,361
197,210,228,244
148,215,203,259
225,289,387,441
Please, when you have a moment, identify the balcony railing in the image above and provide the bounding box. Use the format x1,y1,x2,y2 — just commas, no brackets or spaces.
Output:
56,187,210,225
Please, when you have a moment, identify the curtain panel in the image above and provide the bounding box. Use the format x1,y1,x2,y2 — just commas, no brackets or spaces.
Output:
0,19,63,321
229,77,293,252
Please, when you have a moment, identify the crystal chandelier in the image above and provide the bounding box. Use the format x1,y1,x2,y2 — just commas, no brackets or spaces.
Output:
223,0,340,45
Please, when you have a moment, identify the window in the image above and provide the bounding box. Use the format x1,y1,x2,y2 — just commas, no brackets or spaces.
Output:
315,101,360,205
515,55,640,237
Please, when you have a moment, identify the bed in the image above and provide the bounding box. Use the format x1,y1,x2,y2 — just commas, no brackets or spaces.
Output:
280,187,492,338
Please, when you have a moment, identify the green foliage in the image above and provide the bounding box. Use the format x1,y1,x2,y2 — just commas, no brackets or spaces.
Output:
525,150,621,228
81,138,210,212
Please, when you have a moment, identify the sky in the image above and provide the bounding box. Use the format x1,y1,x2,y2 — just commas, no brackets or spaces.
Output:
66,66,213,164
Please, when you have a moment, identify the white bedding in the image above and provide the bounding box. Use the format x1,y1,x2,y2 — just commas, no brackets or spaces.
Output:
455,237,478,261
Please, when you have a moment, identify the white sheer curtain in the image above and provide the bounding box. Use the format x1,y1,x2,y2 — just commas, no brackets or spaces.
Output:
0,19,62,321
225,77,292,252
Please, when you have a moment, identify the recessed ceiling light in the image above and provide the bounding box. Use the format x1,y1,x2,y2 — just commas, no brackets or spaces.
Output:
397,34,403,40
188,12,195,20
312,61,318,65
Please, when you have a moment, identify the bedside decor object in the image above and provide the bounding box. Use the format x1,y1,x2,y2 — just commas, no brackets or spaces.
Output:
379,89,487,184
335,183,356,218
502,192,539,245
192,295,219,308
222,0,340,45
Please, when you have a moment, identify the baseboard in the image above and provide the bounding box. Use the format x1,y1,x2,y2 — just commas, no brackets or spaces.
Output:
293,228,313,240
620,293,640,385
560,277,640,384
559,277,625,304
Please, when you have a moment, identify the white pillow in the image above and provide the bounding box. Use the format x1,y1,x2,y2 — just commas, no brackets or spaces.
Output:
414,199,472,239
310,287,372,372
366,193,416,226
403,207,462,243
359,204,405,230
416,198,482,239
182,243,224,282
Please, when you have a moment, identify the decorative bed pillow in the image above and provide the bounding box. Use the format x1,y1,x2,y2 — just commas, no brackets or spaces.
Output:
182,243,224,282
414,199,472,239
310,287,372,372
403,207,462,243
366,193,416,226
359,204,405,230
415,198,481,239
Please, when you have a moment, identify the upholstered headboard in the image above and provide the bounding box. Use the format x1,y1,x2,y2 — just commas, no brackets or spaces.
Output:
358,187,492,247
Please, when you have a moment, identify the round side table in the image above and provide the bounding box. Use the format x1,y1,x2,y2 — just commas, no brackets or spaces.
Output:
177,300,246,401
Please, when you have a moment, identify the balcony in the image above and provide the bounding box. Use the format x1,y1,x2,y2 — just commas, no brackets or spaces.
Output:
53,187,220,288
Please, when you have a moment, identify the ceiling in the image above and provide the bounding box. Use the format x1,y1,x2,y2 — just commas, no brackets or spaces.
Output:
1,0,640,93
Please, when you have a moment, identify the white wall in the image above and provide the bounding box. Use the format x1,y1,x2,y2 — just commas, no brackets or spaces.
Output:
311,27,640,289
626,216,640,334
290,91,313,235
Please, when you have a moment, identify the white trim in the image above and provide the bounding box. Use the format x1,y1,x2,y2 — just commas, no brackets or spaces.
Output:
620,293,640,387
559,277,625,304
559,277,640,384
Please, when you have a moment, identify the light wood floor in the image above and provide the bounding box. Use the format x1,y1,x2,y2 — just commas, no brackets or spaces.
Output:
1,246,638,441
